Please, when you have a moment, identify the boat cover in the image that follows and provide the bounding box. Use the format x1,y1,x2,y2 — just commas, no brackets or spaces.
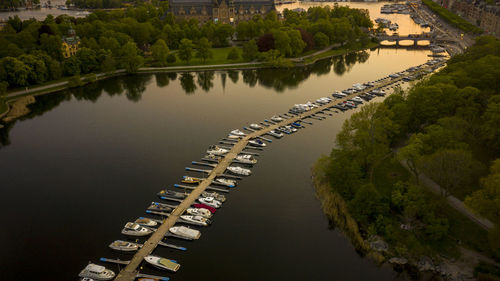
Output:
193,203,216,213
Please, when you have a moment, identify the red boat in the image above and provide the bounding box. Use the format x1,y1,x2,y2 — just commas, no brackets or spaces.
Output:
192,203,217,214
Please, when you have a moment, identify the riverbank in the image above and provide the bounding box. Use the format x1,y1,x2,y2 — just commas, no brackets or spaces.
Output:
3,43,379,112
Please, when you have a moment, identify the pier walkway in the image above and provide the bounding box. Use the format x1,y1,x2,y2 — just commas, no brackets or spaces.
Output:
113,61,445,281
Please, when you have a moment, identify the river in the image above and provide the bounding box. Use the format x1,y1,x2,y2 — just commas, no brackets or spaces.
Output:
0,47,431,281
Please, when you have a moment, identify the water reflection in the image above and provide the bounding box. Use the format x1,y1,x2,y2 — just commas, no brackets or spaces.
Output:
0,50,371,149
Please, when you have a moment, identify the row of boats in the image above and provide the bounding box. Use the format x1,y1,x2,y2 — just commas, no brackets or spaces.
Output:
79,58,447,281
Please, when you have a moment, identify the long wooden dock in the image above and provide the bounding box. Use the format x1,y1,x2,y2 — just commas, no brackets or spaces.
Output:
113,61,445,281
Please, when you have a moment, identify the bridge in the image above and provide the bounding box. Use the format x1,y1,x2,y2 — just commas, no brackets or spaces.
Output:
376,34,457,46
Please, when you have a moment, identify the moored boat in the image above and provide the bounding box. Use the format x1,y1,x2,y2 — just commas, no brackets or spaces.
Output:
148,201,174,212
186,207,212,218
192,203,217,214
108,240,140,252
144,255,180,272
198,197,222,208
156,190,186,200
271,115,284,122
214,177,236,187
121,222,154,236
135,217,158,227
226,166,251,176
206,145,229,155
169,226,201,240
267,129,284,138
201,191,226,202
181,176,202,184
249,138,266,147
180,215,211,226
235,154,257,164
78,264,115,281
249,123,263,130
230,129,246,136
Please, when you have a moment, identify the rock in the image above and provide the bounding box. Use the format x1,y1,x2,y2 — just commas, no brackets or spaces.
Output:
389,257,408,265
369,236,389,252
418,256,434,271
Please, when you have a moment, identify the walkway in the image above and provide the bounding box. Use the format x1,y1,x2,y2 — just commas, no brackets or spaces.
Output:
399,160,494,230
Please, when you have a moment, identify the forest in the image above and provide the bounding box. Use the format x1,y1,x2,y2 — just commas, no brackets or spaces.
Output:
0,4,373,92
320,36,500,262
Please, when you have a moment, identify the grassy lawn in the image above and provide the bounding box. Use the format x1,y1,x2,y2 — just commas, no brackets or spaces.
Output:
169,47,248,66
303,42,379,64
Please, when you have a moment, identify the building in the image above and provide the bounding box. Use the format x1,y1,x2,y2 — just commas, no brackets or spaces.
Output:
169,0,276,24
446,0,500,38
61,25,80,58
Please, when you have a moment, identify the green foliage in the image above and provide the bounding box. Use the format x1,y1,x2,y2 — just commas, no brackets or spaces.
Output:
151,39,169,66
195,37,213,63
120,41,143,73
314,32,329,49
63,56,81,76
68,75,83,88
166,53,176,64
226,47,240,61
178,38,194,63
242,39,259,61
76,47,98,74
0,81,8,96
422,0,482,34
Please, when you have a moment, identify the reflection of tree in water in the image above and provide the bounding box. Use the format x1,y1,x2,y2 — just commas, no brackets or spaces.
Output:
180,73,197,94
123,75,151,102
197,71,215,92
220,73,227,90
155,73,178,88
357,51,370,63
227,70,239,84
242,70,257,87
333,56,347,76
72,83,103,102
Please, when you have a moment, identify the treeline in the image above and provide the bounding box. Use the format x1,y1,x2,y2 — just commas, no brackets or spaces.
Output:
322,36,500,258
0,0,40,9
0,4,373,91
422,0,483,34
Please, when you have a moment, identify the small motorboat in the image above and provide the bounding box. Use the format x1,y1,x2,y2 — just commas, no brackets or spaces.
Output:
271,115,284,122
267,129,283,138
201,191,226,202
249,138,266,147
180,215,211,226
278,126,292,134
181,176,202,184
121,222,154,236
214,177,236,187
148,202,173,212
227,166,251,176
135,217,158,227
156,190,187,200
227,134,242,139
186,207,212,218
169,226,201,240
198,197,222,208
144,255,180,272
230,129,246,136
192,203,217,214
285,125,297,132
236,154,257,164
78,264,115,281
207,145,228,155
109,240,140,252
204,154,222,162
249,123,263,130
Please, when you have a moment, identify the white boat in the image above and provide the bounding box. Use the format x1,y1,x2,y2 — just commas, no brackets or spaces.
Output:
230,129,246,136
249,138,266,147
268,130,284,138
186,207,212,218
227,166,251,176
180,215,211,226
198,197,222,208
144,255,180,272
214,177,236,187
169,226,201,240
249,123,263,130
285,125,297,132
201,191,226,202
207,145,228,155
135,217,158,227
121,222,154,236
271,115,284,122
78,264,115,281
108,240,140,252
236,154,257,164
227,134,241,139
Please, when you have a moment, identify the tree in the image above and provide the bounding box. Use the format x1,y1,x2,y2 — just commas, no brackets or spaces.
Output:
257,33,274,52
151,39,169,66
19,54,48,84
242,39,259,61
287,29,306,57
178,38,194,64
40,34,63,61
0,81,8,96
195,37,212,63
76,47,98,74
0,57,30,86
465,159,500,224
63,56,81,76
100,53,116,73
314,32,329,49
227,47,240,61
120,41,143,73
397,133,424,183
213,24,234,47
418,149,483,197
272,29,291,57
166,54,176,63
